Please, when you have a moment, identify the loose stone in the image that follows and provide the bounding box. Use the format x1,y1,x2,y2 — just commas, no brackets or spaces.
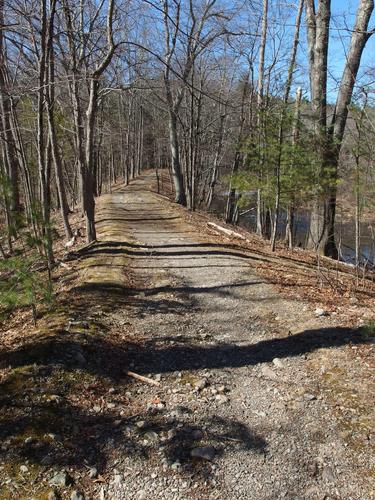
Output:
195,378,208,391
215,394,229,404
71,491,84,500
136,421,147,429
144,430,159,441
167,429,177,440
88,467,98,479
315,308,328,317
49,471,73,487
48,491,60,500
272,357,284,368
261,366,278,380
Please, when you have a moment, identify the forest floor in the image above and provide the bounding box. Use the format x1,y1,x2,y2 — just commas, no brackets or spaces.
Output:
0,172,374,500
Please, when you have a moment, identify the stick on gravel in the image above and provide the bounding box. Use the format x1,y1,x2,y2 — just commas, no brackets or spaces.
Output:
126,371,161,387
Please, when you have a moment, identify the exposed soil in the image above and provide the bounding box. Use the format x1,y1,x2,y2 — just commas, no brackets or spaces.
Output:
0,173,374,499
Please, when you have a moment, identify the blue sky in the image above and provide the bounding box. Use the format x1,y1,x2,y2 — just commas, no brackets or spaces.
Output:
288,0,375,102
328,0,375,99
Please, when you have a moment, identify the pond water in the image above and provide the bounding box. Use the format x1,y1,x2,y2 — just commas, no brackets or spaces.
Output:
211,195,375,266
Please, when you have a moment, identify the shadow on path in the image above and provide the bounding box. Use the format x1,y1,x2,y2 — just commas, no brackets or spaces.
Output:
0,311,365,479
132,326,363,373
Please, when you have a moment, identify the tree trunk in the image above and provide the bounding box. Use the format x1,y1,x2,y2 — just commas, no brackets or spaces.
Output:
0,0,20,218
206,113,226,208
305,0,373,258
270,0,303,252
83,77,100,242
256,0,268,237
285,87,302,249
225,152,241,223
137,105,144,176
45,0,72,239
355,155,360,267
226,73,249,223
9,98,36,236
0,147,13,253
168,109,186,204
37,0,54,265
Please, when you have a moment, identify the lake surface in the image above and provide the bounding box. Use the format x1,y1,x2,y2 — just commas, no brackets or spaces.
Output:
211,195,375,266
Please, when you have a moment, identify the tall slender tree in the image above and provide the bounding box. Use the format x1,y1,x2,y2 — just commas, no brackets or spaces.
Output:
305,0,374,257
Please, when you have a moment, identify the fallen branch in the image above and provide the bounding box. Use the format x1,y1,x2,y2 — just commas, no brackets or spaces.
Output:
125,370,161,387
207,222,247,241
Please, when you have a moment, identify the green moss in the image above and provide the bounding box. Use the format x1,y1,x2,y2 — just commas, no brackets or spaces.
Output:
0,366,36,397
360,321,375,341
319,364,374,455
0,457,51,499
178,373,199,386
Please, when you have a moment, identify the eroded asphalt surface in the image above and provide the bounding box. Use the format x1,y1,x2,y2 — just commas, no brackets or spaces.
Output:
78,174,373,500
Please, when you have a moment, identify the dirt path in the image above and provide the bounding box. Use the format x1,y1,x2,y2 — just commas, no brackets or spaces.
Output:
1,174,373,500
77,174,372,499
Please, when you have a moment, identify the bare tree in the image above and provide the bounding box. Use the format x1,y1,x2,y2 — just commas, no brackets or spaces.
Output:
0,0,20,220
62,0,117,242
161,0,228,205
255,0,268,236
305,0,374,257
270,0,304,251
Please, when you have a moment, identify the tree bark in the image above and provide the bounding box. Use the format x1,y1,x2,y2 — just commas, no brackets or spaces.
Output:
168,108,186,204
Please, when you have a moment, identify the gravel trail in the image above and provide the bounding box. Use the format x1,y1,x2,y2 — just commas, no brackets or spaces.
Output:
89,174,373,500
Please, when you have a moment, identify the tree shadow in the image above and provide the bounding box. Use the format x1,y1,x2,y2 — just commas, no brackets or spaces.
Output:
1,396,266,469
131,326,365,374
74,279,265,298
0,328,267,497
1,206,370,496
69,284,197,317
0,275,368,497
65,240,265,264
